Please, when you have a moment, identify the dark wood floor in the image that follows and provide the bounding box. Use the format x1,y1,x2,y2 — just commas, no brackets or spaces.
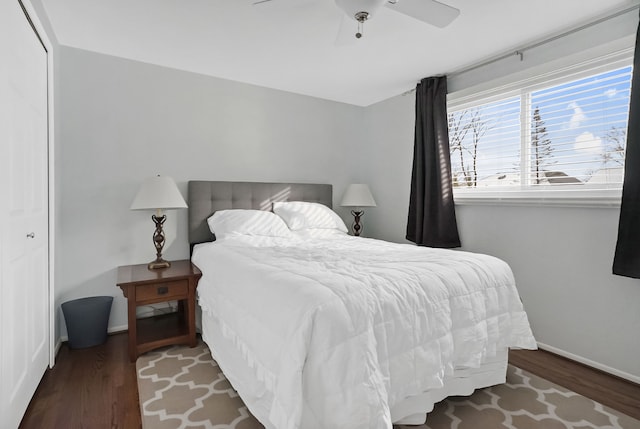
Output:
509,348,640,421
20,333,640,428
20,333,141,429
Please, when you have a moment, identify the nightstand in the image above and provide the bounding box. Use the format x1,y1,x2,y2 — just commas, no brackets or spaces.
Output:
116,259,202,362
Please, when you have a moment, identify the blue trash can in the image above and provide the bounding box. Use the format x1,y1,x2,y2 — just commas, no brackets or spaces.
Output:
61,296,113,349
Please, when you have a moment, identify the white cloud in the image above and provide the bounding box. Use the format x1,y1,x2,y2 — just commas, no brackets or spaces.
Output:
574,132,603,155
604,88,617,98
568,102,586,129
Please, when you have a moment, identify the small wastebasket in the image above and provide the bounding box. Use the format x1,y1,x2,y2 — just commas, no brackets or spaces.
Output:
61,296,113,349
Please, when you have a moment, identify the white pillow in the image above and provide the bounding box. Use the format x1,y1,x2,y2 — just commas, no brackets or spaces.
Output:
207,209,292,239
273,201,348,233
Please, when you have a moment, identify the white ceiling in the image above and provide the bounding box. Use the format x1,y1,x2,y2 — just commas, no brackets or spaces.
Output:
40,0,635,106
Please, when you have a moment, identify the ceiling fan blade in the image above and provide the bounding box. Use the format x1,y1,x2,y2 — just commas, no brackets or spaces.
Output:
335,14,358,46
385,0,459,28
252,0,316,10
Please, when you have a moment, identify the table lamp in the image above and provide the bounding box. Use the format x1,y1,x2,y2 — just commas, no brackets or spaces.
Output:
340,184,376,236
130,175,187,269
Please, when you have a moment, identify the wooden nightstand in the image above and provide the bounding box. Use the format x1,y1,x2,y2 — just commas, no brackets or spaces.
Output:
116,259,202,362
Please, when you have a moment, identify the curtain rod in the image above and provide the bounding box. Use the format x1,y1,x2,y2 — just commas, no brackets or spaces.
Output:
403,4,639,95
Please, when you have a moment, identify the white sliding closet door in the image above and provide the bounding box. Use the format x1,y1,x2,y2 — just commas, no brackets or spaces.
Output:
0,1,50,428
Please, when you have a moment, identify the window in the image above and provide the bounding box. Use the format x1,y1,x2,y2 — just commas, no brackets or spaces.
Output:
447,55,632,205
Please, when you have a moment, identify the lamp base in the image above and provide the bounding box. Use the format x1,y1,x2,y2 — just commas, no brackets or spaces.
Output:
351,210,364,237
148,258,171,270
148,214,170,270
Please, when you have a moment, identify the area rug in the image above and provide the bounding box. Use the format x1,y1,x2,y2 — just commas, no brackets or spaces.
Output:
136,342,640,429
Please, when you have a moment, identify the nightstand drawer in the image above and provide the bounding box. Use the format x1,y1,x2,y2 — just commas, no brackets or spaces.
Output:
136,280,188,302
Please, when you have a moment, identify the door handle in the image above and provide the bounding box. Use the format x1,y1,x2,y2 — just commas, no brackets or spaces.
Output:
26,232,35,238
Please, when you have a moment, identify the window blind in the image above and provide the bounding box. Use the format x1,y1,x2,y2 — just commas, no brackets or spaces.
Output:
447,60,632,198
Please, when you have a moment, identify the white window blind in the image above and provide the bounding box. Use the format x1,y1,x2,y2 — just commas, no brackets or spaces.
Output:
447,57,632,204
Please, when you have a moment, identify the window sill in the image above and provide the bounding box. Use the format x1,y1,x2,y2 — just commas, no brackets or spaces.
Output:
453,191,622,208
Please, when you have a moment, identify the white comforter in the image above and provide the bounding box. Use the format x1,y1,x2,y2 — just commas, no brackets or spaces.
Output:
192,235,536,429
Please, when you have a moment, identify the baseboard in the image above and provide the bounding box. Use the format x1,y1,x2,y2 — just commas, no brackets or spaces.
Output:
53,338,62,362
107,324,128,335
537,342,640,385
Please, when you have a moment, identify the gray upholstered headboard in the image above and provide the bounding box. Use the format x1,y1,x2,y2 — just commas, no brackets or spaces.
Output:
188,181,333,248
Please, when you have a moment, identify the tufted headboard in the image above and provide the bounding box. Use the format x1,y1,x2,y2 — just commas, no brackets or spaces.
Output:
188,181,333,249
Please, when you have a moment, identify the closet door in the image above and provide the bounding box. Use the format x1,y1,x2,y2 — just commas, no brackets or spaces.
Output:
0,1,50,427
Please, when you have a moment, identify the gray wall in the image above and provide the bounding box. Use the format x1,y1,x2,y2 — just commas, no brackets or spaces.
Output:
56,46,363,339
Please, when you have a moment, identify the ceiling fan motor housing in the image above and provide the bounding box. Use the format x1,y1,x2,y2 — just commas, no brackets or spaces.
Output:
335,0,387,20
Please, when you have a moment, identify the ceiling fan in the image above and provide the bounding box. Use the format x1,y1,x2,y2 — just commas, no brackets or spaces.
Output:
254,0,460,41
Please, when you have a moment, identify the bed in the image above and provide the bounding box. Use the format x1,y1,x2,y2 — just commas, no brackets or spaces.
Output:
188,180,537,429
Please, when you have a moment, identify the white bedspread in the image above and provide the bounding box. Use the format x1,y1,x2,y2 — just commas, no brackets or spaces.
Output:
192,235,536,429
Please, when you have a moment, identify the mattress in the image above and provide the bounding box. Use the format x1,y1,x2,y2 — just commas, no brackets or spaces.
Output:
192,234,536,429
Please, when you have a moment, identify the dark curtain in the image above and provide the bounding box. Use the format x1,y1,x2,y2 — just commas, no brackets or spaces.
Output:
406,76,461,248
613,10,640,278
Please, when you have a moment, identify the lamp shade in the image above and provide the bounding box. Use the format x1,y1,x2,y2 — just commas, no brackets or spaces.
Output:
130,175,187,210
340,184,377,207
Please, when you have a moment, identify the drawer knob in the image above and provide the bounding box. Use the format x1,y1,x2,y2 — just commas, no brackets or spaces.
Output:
157,286,169,295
